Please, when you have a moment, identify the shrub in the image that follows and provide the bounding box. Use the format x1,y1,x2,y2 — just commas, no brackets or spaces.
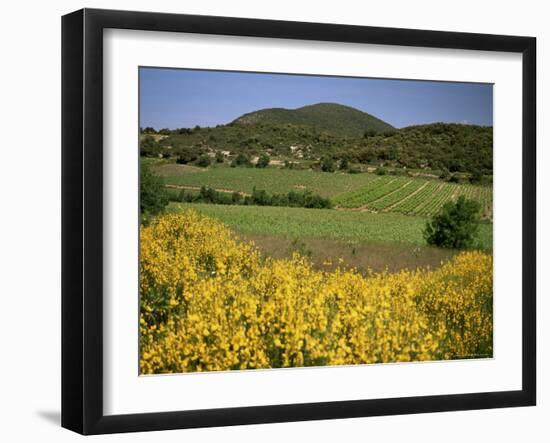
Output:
424,196,481,249
231,191,243,204
375,167,387,176
256,153,270,168
448,174,460,183
175,146,200,164
363,129,377,138
176,185,333,210
140,135,161,157
339,158,349,170
140,165,169,216
196,154,212,167
231,153,252,168
320,156,336,172
469,169,483,184
140,211,493,373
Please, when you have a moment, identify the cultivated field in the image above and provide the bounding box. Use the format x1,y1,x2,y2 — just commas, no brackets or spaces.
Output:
168,202,492,273
161,164,380,197
169,202,493,248
158,163,492,219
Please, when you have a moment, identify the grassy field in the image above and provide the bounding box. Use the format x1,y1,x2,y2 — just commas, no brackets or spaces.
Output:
169,202,493,249
161,165,380,197
158,163,492,218
157,160,493,272
168,203,492,273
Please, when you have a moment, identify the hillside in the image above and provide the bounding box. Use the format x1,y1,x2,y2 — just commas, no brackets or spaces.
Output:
141,109,492,177
232,103,394,137
354,122,493,175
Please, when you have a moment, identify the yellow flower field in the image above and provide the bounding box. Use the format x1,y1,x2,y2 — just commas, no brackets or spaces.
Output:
139,210,493,374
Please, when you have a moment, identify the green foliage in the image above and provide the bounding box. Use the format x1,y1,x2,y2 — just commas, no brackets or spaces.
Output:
215,151,225,163
339,158,349,170
140,165,169,216
231,191,243,204
469,168,483,184
140,135,161,156
424,196,481,249
170,203,492,250
140,111,492,178
256,153,271,168
175,146,201,164
163,166,380,197
364,129,377,138
231,153,252,168
162,165,492,218
375,167,387,176
448,174,460,183
321,156,336,172
168,186,332,209
232,102,394,137
195,154,212,167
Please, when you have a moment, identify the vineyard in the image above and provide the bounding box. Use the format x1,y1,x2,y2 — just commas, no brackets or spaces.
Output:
162,165,380,198
334,176,492,218
158,164,492,219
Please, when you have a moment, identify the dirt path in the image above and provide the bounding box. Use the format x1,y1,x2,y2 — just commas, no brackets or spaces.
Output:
165,184,250,196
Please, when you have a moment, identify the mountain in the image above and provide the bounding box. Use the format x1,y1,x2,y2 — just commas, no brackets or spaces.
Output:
231,103,394,138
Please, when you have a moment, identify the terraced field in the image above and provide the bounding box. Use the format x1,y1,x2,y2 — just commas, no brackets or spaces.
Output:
161,165,380,198
157,162,492,219
334,176,492,218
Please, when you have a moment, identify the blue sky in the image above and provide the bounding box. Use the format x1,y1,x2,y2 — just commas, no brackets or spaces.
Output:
139,67,493,130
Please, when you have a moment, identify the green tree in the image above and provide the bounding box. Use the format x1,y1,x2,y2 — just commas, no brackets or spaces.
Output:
363,129,377,138
448,174,460,183
256,153,270,168
196,154,212,167
140,165,169,216
175,146,200,164
424,196,481,249
140,135,160,157
231,153,252,167
439,168,451,181
469,168,483,184
339,157,349,170
320,156,336,172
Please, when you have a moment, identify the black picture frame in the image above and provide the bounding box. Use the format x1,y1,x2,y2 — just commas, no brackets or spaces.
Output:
62,8,536,435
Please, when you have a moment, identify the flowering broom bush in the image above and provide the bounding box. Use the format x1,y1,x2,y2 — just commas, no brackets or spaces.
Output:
140,211,493,374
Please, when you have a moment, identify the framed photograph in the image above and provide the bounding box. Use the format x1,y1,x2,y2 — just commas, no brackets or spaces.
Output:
62,8,536,435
